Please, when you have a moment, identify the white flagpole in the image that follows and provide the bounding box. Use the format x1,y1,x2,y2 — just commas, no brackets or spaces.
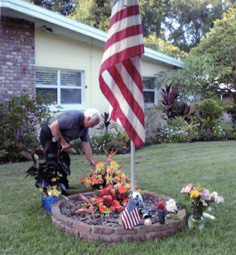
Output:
131,140,136,192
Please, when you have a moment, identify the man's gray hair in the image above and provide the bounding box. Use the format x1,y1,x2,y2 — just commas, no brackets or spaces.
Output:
84,108,101,122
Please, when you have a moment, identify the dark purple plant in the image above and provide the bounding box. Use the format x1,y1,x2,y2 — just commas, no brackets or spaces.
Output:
161,83,190,120
97,112,113,131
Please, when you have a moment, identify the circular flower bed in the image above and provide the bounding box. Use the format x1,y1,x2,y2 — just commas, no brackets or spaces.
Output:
51,191,186,243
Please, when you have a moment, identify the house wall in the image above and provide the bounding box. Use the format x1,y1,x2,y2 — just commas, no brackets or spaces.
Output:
0,16,35,101
35,30,106,112
35,31,170,116
0,15,172,136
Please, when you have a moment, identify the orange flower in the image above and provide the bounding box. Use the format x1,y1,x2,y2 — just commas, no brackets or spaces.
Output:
118,164,124,169
119,185,127,194
122,199,129,206
90,197,95,202
80,178,84,184
126,183,132,189
98,203,106,212
117,205,124,212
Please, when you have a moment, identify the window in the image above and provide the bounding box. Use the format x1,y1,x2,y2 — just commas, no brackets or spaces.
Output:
36,67,85,110
143,76,157,106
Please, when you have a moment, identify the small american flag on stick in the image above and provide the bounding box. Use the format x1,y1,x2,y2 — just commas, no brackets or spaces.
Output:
99,0,145,148
121,196,141,229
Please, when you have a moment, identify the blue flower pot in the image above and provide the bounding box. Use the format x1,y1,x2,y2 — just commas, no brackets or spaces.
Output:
40,194,59,213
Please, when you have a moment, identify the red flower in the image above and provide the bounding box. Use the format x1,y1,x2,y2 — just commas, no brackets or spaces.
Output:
122,198,129,206
158,201,165,210
99,179,104,184
111,200,120,209
104,195,113,206
96,197,104,204
107,157,112,162
101,188,108,196
110,206,115,212
119,192,126,200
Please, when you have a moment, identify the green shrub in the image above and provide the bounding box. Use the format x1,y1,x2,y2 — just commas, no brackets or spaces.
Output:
197,99,223,131
89,123,131,154
168,116,199,142
89,131,114,153
0,90,52,162
227,105,236,126
156,126,190,143
212,126,227,141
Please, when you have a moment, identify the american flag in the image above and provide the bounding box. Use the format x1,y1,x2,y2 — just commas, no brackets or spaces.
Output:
121,196,141,229
99,0,145,148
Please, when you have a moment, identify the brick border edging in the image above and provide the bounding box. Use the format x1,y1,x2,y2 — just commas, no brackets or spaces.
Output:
51,191,186,243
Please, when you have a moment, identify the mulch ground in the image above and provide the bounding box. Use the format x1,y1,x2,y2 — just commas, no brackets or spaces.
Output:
60,195,166,227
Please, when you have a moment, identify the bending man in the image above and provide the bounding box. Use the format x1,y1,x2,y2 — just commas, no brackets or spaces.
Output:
40,108,101,189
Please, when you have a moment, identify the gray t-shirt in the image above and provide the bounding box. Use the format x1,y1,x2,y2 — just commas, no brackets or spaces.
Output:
48,110,89,143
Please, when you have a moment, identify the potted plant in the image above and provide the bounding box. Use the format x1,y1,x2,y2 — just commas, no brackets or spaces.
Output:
26,137,69,212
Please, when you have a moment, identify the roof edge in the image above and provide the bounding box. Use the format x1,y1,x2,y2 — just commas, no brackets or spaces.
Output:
1,0,184,68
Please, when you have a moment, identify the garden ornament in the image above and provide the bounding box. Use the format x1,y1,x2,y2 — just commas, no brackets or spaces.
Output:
132,191,150,219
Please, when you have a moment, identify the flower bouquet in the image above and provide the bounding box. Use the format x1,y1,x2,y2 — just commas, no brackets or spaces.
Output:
80,151,129,190
181,183,224,230
87,183,132,214
79,151,140,215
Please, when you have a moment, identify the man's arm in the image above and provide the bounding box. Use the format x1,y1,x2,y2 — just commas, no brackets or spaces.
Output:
81,141,95,168
49,120,71,152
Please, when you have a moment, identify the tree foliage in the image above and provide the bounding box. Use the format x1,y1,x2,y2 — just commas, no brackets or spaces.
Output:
190,5,236,92
139,0,170,37
163,0,232,52
27,0,75,15
157,4,236,100
69,0,113,31
28,0,234,54
69,0,170,36
144,32,187,60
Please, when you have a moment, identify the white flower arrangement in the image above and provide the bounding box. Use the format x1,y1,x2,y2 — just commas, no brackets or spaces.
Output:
166,199,178,213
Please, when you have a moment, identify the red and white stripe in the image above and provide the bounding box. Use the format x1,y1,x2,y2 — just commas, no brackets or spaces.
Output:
121,206,141,229
99,0,145,148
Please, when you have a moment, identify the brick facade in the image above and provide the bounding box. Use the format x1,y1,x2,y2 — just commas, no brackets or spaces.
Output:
0,16,35,101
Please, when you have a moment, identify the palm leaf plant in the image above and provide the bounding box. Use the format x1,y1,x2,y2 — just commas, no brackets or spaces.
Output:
25,137,69,197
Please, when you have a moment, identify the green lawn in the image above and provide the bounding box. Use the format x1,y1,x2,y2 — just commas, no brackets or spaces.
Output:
1,141,236,255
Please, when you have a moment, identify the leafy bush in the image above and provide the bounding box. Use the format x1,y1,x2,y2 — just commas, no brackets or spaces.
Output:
168,116,199,142
25,137,68,197
196,99,223,131
156,126,190,143
90,131,114,153
90,123,131,154
212,126,227,141
227,105,236,126
0,90,52,162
